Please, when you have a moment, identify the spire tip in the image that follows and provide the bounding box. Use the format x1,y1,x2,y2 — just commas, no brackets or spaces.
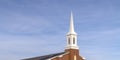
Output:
67,11,77,35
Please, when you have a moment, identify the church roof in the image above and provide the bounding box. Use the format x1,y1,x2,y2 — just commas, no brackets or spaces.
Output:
22,52,65,60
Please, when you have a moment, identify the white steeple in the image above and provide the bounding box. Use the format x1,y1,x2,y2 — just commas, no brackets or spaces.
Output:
65,12,79,50
67,12,77,35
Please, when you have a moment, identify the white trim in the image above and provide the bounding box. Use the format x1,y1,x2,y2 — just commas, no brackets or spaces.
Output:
47,52,69,60
82,56,86,60
65,46,79,49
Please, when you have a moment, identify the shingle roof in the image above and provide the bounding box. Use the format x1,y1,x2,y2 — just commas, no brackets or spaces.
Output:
22,52,65,60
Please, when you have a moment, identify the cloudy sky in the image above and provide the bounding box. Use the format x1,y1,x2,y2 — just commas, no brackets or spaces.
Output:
0,0,120,60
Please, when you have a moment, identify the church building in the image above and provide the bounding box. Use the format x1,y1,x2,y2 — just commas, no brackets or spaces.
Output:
23,12,85,60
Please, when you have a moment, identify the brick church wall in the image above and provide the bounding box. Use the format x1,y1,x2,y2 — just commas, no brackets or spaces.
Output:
51,49,84,60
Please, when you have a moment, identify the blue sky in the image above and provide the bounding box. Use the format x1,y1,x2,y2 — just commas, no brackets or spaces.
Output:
0,0,120,60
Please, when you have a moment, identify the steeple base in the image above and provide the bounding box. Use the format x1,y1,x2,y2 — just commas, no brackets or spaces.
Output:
65,46,79,50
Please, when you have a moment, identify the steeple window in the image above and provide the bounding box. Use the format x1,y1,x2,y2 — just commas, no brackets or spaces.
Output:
68,38,70,44
73,37,75,44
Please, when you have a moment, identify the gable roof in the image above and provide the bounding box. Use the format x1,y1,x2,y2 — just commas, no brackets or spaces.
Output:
22,52,65,60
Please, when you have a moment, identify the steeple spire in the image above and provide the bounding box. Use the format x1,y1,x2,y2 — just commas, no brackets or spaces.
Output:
68,11,77,35
65,12,79,50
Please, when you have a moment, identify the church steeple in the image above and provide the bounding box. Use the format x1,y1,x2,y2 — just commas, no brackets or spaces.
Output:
67,12,77,35
65,12,79,50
